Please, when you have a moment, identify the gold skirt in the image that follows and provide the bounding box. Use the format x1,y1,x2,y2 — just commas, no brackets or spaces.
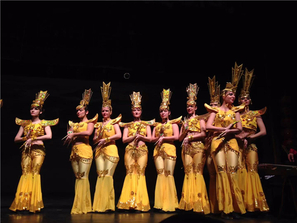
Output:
10,145,45,213
117,144,150,211
245,144,269,212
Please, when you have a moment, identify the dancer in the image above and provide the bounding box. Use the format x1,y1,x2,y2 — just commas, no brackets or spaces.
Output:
117,92,154,211
205,62,246,219
178,83,210,214
236,68,269,212
93,82,122,212
205,76,221,214
10,91,59,213
152,88,181,212
64,88,98,214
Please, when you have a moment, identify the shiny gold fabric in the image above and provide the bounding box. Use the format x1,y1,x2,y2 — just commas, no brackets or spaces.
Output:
205,131,219,214
16,118,59,139
238,110,269,212
209,108,246,214
70,143,92,214
93,152,118,212
240,108,266,132
10,145,46,213
69,115,98,145
237,147,247,203
93,119,120,212
117,144,150,211
153,122,178,212
244,144,269,212
153,122,177,159
178,141,210,214
69,118,95,214
94,119,120,158
70,143,93,161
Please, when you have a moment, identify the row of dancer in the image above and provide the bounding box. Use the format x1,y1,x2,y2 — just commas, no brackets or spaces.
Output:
9,62,269,219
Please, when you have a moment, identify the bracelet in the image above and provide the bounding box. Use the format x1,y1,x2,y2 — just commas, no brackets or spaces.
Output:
188,135,193,141
67,131,73,134
105,137,110,143
22,136,28,141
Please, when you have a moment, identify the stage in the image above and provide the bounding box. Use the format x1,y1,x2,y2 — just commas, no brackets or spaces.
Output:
1,1,297,223
1,194,296,223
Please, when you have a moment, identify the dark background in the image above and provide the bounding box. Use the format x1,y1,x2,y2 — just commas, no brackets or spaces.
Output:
1,1,297,213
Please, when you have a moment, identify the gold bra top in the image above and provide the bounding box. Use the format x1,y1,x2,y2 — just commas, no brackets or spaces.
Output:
68,114,98,141
241,107,266,132
183,116,202,132
153,116,182,137
16,118,59,138
94,114,122,138
204,103,245,128
120,119,155,137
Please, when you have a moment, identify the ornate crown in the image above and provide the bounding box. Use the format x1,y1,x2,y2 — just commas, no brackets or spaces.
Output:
101,82,112,108
130,91,142,109
224,62,243,94
207,76,220,104
239,68,255,99
31,90,49,109
160,89,172,110
186,83,199,106
76,88,93,110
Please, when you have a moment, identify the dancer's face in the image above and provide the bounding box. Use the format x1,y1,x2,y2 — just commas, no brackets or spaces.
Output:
223,91,235,104
76,107,88,119
240,96,251,106
186,104,197,115
132,107,142,118
210,102,219,107
102,106,112,119
160,109,170,120
30,106,42,117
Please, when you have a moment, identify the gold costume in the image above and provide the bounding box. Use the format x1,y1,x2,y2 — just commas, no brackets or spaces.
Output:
69,88,97,214
178,83,210,213
153,116,181,212
93,115,121,212
237,67,269,212
205,76,221,214
178,116,210,214
117,119,154,211
69,114,98,214
239,108,269,212
10,118,59,213
205,103,246,214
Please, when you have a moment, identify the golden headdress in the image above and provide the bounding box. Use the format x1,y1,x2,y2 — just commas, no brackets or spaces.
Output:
207,76,220,104
76,88,93,110
239,68,255,99
101,82,112,108
160,88,172,110
130,91,142,109
186,83,199,106
223,62,243,94
31,90,49,109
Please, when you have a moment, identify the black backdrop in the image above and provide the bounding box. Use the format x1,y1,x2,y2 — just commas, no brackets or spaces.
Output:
1,1,297,209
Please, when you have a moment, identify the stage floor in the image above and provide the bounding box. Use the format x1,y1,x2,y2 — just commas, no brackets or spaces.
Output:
1,196,295,223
